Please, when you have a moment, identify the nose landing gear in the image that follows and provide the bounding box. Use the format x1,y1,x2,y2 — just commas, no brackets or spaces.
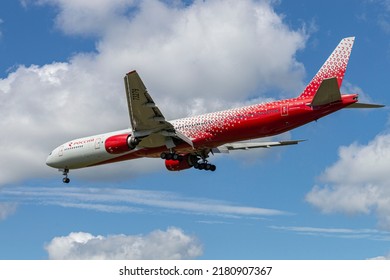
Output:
61,169,70,184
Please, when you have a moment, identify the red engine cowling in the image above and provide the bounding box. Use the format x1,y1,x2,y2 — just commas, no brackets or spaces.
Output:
165,154,197,171
105,134,131,154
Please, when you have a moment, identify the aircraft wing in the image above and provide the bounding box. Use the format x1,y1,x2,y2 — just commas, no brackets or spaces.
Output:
124,71,193,148
125,71,173,135
213,140,305,153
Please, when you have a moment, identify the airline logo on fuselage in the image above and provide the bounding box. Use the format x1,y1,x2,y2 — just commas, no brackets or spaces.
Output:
68,138,95,147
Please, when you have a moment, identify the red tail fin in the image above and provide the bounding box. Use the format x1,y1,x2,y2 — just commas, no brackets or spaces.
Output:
299,37,355,99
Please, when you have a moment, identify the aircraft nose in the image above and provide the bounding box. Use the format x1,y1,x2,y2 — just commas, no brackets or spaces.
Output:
46,151,56,168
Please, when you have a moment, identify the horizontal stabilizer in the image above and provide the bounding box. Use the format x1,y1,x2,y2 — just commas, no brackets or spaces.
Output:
310,77,341,106
346,103,385,109
213,140,305,153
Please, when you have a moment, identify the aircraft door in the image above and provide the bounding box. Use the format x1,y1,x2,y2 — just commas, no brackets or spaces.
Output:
58,145,64,157
95,138,101,149
281,104,289,116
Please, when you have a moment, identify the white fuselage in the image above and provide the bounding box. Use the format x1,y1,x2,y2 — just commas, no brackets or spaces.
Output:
46,129,133,169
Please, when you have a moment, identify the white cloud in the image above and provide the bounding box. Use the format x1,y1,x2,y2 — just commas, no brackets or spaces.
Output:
93,0,306,114
270,225,390,241
1,0,307,185
305,134,390,230
45,227,203,259
2,186,289,217
369,252,390,260
341,81,377,104
0,202,17,220
363,0,390,33
35,0,135,36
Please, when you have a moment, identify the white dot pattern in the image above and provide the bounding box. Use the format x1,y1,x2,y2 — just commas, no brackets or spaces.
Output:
171,101,284,142
170,38,355,145
299,37,354,99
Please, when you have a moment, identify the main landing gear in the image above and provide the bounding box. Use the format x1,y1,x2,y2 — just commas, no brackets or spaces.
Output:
160,151,216,172
160,151,183,161
194,161,216,171
61,168,70,184
194,150,216,172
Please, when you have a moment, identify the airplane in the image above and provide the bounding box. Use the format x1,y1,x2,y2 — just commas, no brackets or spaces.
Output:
46,37,384,183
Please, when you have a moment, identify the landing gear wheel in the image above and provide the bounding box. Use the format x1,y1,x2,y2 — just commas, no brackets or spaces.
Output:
172,153,180,160
193,160,216,172
160,152,183,161
166,153,173,160
61,168,70,184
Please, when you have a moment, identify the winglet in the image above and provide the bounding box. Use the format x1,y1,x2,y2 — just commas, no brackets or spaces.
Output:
300,37,355,99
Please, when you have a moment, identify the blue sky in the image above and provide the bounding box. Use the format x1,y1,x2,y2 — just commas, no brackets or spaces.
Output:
1,0,390,260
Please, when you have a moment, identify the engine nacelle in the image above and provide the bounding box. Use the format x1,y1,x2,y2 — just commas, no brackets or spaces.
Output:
165,154,198,171
105,134,138,154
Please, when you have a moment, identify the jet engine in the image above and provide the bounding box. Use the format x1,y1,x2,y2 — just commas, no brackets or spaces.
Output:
105,134,139,154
